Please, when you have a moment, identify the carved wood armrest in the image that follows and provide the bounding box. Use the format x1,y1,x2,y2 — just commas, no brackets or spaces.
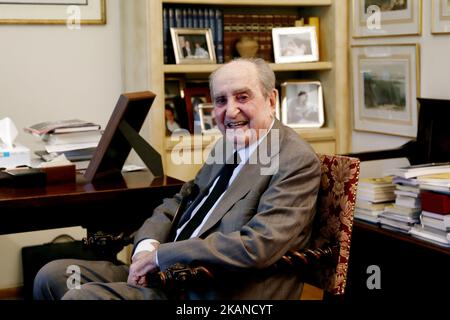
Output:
147,244,339,293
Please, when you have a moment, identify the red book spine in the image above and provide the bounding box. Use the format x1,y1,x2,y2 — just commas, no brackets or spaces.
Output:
421,191,450,215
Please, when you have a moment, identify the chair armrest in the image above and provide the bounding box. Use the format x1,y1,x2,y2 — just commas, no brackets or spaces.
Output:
147,244,339,295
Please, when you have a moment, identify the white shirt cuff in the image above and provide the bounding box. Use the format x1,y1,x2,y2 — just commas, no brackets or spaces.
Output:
132,239,159,260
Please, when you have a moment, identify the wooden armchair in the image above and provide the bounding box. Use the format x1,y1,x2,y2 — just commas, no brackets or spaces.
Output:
148,154,360,299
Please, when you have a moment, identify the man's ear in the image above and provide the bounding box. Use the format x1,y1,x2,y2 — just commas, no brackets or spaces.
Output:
268,89,278,113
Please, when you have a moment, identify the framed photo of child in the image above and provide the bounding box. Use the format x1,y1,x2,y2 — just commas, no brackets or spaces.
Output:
281,80,324,128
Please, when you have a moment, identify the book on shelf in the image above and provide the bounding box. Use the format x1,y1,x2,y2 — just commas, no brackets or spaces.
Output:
379,216,414,232
409,225,450,247
420,215,450,232
384,204,421,218
379,212,419,224
42,130,102,145
395,195,421,209
420,190,450,214
35,148,96,162
356,199,391,211
387,162,450,179
24,119,101,136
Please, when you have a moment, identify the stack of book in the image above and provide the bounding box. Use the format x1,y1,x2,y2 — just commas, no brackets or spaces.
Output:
355,177,396,224
379,176,421,233
409,173,450,247
24,119,102,169
381,162,450,236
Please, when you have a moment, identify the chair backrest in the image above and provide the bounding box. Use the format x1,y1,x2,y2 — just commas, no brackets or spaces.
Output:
307,154,360,296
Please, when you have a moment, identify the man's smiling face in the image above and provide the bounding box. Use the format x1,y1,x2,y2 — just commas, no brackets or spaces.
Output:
211,61,276,149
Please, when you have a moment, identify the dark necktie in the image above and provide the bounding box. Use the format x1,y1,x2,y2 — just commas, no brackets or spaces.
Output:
176,152,240,241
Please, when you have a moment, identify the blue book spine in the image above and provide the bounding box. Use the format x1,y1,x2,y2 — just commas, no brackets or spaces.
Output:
163,7,169,64
204,8,210,28
198,8,205,28
182,8,188,28
168,8,175,63
187,8,193,28
175,8,183,28
192,8,199,28
216,9,224,64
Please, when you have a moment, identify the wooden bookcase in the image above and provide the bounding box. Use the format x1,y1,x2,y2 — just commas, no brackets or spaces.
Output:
121,0,350,181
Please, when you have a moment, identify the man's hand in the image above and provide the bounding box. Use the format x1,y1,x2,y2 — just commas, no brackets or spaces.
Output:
127,247,159,287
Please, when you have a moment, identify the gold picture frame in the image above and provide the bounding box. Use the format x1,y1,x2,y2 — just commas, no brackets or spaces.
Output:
0,0,106,25
432,0,450,34
170,28,216,65
352,0,422,38
351,44,421,137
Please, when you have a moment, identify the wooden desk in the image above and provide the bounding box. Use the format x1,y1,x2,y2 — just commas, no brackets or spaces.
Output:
0,171,184,235
346,220,450,299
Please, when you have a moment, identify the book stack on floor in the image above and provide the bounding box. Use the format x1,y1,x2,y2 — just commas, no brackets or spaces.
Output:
409,173,450,247
24,119,102,170
355,176,396,224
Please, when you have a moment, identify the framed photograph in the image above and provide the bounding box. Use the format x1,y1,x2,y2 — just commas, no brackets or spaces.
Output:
351,44,420,137
352,0,422,38
272,27,319,63
432,0,450,34
281,81,324,128
184,86,212,134
198,103,220,135
164,78,189,136
0,0,105,25
170,28,216,64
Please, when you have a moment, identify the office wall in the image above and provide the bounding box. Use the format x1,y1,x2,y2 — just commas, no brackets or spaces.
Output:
351,3,450,153
0,0,123,289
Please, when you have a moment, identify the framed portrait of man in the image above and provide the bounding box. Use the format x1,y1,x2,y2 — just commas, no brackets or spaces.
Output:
281,81,324,129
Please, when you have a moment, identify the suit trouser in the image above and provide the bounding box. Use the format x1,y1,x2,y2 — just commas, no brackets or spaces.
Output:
33,259,168,300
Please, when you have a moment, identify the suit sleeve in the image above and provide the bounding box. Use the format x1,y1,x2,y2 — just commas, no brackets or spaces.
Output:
156,148,321,272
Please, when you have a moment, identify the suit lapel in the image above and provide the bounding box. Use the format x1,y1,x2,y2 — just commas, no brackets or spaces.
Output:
197,162,260,237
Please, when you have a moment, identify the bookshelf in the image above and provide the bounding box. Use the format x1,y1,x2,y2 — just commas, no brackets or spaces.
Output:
121,0,350,181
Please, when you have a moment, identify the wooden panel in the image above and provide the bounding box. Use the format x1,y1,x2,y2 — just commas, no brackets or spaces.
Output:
309,141,336,154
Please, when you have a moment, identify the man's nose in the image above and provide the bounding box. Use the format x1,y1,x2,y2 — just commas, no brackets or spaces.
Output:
225,100,239,118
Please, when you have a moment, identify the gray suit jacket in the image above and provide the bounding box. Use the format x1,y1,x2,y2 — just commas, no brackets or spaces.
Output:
134,120,321,299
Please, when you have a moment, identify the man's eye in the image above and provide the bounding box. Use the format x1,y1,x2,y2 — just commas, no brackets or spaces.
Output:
236,94,249,102
215,97,226,106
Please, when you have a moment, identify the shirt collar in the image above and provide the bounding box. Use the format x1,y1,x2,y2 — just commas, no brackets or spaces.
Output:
236,119,275,165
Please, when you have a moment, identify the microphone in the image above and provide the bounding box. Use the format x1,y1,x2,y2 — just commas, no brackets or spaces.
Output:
168,180,200,241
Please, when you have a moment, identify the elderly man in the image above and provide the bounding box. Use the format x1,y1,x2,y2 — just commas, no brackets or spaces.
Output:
34,58,320,300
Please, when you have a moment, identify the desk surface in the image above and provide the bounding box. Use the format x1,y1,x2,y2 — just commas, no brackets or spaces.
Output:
354,220,450,256
0,171,184,235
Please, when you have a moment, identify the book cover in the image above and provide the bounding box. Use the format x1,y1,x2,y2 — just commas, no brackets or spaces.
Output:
24,119,100,136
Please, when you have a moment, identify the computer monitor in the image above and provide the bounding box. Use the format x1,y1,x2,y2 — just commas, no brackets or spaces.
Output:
416,98,450,164
84,91,163,181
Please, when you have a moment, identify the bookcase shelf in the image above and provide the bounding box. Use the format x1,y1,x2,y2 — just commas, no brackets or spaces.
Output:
121,0,350,181
163,0,332,7
164,61,333,74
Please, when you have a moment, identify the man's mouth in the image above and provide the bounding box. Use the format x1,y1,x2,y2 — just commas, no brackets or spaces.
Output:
225,121,249,129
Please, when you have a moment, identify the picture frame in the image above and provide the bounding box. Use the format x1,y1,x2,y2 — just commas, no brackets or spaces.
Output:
352,0,422,38
198,103,220,135
0,0,106,25
272,27,319,64
183,86,212,134
170,28,216,64
164,77,189,136
351,44,420,137
432,0,450,34
281,80,324,129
